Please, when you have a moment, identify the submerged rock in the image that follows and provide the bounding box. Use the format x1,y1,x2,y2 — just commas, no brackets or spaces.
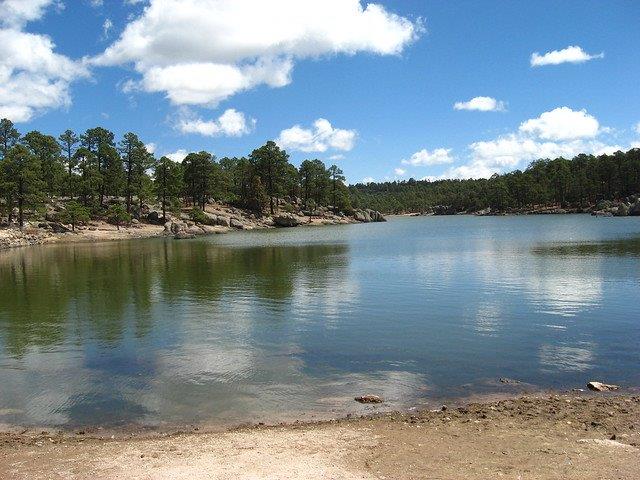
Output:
355,395,383,404
174,231,196,240
587,381,620,392
499,378,521,385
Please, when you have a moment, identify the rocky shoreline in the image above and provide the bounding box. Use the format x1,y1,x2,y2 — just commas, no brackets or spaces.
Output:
1,391,638,479
403,194,640,217
0,202,386,251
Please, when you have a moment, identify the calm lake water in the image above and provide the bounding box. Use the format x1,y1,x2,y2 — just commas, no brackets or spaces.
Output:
1,215,639,428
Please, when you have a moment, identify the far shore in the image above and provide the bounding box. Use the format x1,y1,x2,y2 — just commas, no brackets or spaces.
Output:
0,203,383,252
1,390,638,479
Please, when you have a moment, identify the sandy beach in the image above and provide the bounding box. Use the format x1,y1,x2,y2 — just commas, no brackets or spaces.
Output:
1,392,638,479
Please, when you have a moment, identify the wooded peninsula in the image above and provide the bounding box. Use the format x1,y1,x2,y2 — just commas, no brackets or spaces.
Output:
0,117,638,241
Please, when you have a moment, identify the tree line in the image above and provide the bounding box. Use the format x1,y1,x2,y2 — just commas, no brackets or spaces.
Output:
0,119,351,228
349,149,640,214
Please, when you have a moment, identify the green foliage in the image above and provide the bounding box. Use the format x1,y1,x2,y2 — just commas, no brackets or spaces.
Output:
1,144,45,227
189,207,211,225
249,141,290,214
5,118,634,227
182,151,219,210
350,150,640,214
154,156,183,220
106,203,131,230
58,201,90,231
0,118,20,159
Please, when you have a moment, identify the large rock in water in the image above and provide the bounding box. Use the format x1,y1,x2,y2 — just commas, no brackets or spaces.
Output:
587,381,620,392
629,201,640,216
274,213,302,227
354,209,386,223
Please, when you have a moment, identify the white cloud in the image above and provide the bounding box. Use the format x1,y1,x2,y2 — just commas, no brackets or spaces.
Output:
328,154,345,161
430,107,627,180
277,118,356,152
362,176,375,183
102,18,113,39
394,167,406,175
519,107,599,141
177,108,256,137
402,148,454,166
145,142,157,154
530,45,603,67
0,5,89,123
454,96,506,112
634,122,640,135
93,0,421,107
0,0,56,28
165,149,188,162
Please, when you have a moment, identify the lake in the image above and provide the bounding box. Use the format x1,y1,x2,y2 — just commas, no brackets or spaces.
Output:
0,215,639,429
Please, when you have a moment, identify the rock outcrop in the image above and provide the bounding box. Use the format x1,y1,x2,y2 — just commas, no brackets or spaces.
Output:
587,381,620,392
353,209,386,223
274,214,304,227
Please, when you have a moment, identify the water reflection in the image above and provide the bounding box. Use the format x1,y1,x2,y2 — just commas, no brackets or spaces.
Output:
532,236,640,257
1,216,639,428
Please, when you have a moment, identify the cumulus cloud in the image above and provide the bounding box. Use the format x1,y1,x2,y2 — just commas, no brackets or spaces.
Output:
402,148,454,166
519,107,600,141
394,167,406,175
277,118,356,152
362,176,375,183
165,149,188,162
635,122,640,135
530,45,603,67
93,0,421,107
430,107,624,180
0,0,56,27
0,2,89,122
177,108,256,137
454,96,506,112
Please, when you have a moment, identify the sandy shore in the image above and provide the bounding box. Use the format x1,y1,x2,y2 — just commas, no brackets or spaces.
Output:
1,392,638,479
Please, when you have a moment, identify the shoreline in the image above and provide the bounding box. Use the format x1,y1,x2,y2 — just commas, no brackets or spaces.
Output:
0,203,381,252
2,390,638,479
3,209,636,253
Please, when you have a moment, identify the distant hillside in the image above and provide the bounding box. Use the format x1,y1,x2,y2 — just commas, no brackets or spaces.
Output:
349,148,640,215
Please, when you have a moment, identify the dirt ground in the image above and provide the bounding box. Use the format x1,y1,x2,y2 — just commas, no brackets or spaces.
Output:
1,393,638,479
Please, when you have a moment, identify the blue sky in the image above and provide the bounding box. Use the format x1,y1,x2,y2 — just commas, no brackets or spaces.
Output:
2,0,639,183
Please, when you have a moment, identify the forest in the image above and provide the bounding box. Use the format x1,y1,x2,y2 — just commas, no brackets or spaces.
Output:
349,148,640,214
0,118,352,228
2,117,639,229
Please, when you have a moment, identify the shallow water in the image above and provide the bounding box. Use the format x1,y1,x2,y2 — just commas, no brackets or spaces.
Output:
0,215,639,428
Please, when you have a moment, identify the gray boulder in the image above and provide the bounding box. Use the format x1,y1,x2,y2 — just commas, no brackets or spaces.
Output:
274,213,302,227
49,222,71,233
147,211,163,225
229,218,245,229
614,204,630,217
215,216,230,227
